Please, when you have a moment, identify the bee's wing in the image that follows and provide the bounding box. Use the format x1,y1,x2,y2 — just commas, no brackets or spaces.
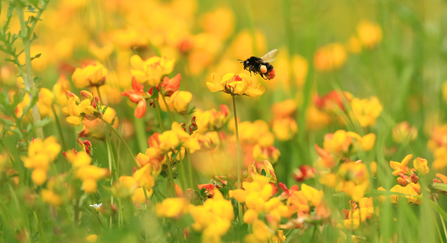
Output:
260,49,279,63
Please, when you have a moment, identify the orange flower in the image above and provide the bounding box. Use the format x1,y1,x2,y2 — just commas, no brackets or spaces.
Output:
122,78,148,118
160,73,181,97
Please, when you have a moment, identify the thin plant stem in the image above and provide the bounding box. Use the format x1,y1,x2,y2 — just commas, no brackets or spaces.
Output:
160,94,175,123
186,150,195,200
96,86,104,103
15,2,45,139
51,105,67,151
165,155,176,197
155,100,165,131
101,118,139,167
231,95,243,225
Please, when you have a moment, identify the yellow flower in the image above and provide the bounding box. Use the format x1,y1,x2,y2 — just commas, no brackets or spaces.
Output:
350,97,382,127
392,121,418,143
155,197,189,219
207,73,265,97
201,8,234,40
252,220,274,242
89,41,114,61
390,154,412,176
323,130,353,154
243,209,258,224
356,20,382,48
347,36,362,53
433,147,447,170
305,106,331,130
72,62,108,88
41,189,62,207
272,100,296,118
314,43,347,72
52,74,70,106
389,184,421,205
158,91,192,114
193,105,230,134
21,137,61,185
130,55,175,86
86,234,98,242
413,157,429,176
272,117,298,141
37,88,54,118
132,188,153,204
75,165,109,194
347,132,376,151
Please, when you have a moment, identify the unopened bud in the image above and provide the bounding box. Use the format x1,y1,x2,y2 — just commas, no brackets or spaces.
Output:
80,90,93,100
410,173,419,184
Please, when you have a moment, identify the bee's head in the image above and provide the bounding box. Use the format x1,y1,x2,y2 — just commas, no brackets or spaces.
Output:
238,59,250,70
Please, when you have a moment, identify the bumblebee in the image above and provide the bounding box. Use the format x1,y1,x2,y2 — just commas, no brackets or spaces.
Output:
240,49,278,80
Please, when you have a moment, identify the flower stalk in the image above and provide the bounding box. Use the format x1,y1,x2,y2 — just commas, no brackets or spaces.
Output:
232,95,243,224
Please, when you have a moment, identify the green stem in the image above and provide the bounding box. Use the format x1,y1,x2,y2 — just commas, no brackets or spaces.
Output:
133,115,148,151
186,150,195,200
15,1,44,139
101,118,139,167
165,155,176,197
155,100,165,131
231,95,243,225
160,94,175,123
51,105,67,151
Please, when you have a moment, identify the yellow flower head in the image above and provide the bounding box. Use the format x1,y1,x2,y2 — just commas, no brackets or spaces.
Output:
390,154,413,176
158,91,192,114
356,20,383,49
392,121,418,144
350,97,382,127
413,157,429,176
207,73,265,97
130,55,175,86
21,137,61,185
155,197,189,219
272,117,298,141
72,62,108,88
52,74,70,106
314,43,347,72
37,88,54,118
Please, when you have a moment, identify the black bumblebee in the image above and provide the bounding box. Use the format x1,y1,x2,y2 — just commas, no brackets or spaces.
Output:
240,49,278,80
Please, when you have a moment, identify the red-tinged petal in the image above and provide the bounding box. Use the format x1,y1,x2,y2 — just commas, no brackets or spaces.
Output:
278,182,288,193
132,77,144,92
135,100,147,118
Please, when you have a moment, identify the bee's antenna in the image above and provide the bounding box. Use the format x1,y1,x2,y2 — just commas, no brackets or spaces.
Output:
237,59,243,63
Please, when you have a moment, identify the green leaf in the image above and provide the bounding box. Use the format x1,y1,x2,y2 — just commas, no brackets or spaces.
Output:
426,199,447,222
102,105,109,114
261,169,266,176
151,87,159,98
31,117,52,129
433,183,447,192
187,106,196,115
30,53,41,60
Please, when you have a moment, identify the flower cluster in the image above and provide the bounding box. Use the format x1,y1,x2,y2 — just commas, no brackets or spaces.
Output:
72,62,108,88
207,73,265,97
271,100,298,141
21,137,61,185
64,150,109,193
62,91,101,126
